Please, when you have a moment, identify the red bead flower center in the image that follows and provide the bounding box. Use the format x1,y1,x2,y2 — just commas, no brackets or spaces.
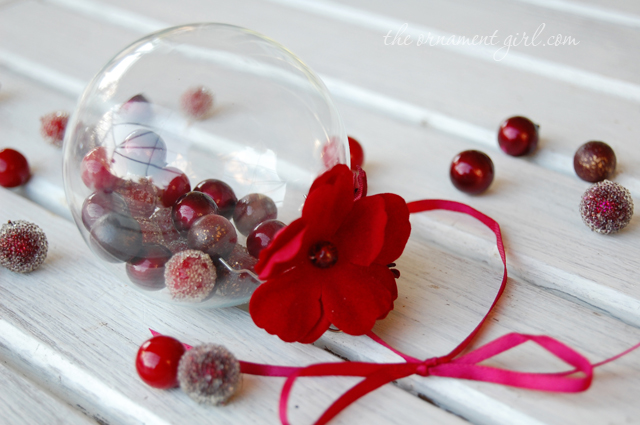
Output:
308,241,338,269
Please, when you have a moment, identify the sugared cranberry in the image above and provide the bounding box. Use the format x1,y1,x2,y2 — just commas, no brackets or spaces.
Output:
81,191,129,231
126,244,172,290
90,212,142,263
120,94,152,122
450,150,495,195
573,141,616,182
136,335,186,389
136,217,164,246
308,241,338,268
233,193,277,236
194,179,237,219
215,245,258,298
150,208,180,245
348,136,365,169
164,250,217,302
40,111,69,147
0,220,48,273
112,129,167,177
497,116,539,156
151,167,191,208
0,148,30,188
81,147,118,192
115,178,159,219
181,86,213,120
172,192,219,234
188,214,237,259
246,219,285,258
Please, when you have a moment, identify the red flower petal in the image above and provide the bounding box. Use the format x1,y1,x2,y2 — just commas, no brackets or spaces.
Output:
301,167,354,241
249,267,327,343
373,193,411,265
322,263,397,336
255,218,307,280
308,164,351,195
333,195,387,266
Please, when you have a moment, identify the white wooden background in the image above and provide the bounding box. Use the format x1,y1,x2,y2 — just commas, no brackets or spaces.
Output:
1,0,640,424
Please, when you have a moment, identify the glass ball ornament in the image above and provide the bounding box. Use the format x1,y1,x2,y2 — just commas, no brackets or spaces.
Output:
63,23,348,308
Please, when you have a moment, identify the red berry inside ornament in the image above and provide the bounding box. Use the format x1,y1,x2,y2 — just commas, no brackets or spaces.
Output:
450,150,495,195
187,214,237,260
136,335,186,389
246,219,285,259
150,167,191,208
40,111,69,147
579,180,633,234
90,212,143,263
573,141,616,183
348,136,365,169
115,178,159,219
172,191,219,234
181,86,214,120
126,244,172,290
194,179,237,219
497,116,539,156
81,191,129,231
81,147,118,192
233,193,278,236
0,220,48,273
0,148,31,188
164,249,217,302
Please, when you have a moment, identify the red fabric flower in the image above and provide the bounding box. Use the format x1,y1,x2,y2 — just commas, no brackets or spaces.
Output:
249,165,411,343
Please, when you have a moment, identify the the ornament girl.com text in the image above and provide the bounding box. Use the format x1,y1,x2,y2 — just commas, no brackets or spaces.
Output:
383,23,579,61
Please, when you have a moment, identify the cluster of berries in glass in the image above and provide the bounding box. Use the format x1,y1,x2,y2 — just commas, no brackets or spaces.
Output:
79,94,285,303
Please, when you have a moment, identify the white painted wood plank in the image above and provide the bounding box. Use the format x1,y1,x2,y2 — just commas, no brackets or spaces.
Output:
0,188,468,425
511,0,640,27
0,361,95,425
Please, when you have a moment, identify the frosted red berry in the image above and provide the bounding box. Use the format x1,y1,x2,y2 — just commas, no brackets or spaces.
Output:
450,150,495,195
164,250,217,302
151,167,191,208
215,245,258,298
172,191,219,234
348,136,365,169
580,180,633,234
40,111,69,147
188,214,237,259
0,220,48,273
177,344,241,405
126,244,172,290
573,141,616,183
136,335,186,389
497,116,539,156
181,86,213,120
194,179,237,219
150,208,181,245
233,193,277,236
115,178,159,219
246,219,285,259
0,148,31,188
81,147,118,192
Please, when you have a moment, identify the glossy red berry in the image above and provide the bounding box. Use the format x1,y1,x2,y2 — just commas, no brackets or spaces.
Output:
194,179,237,219
348,136,365,169
246,219,285,258
90,212,143,263
81,147,118,192
172,192,219,234
450,150,495,195
40,111,69,147
151,167,191,208
126,244,172,290
497,116,539,156
136,335,186,389
81,191,129,231
573,141,616,183
181,86,213,120
0,149,30,188
188,214,237,259
233,193,278,236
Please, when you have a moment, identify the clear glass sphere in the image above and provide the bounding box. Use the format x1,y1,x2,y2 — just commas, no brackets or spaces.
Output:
63,23,348,308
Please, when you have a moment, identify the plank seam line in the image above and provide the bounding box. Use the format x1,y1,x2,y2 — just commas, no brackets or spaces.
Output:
0,319,172,425
512,0,640,29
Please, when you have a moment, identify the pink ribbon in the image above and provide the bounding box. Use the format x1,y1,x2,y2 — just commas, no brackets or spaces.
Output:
152,199,640,425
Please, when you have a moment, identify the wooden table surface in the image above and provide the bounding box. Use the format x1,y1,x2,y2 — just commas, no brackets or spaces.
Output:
1,0,640,424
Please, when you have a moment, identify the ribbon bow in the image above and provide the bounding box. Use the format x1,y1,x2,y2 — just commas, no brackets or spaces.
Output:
154,199,640,425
